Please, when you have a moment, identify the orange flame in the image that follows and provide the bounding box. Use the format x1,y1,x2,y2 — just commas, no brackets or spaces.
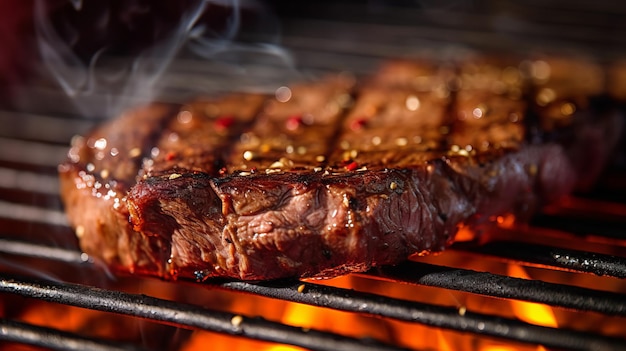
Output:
507,265,558,328
6,230,626,351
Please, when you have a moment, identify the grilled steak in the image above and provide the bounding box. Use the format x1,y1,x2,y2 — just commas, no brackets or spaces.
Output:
59,56,622,280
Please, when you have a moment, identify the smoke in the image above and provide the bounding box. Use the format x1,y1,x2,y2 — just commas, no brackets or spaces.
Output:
34,0,295,119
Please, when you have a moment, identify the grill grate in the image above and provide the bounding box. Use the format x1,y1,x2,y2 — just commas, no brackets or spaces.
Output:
0,273,407,351
1,236,625,350
0,319,145,351
213,278,626,350
453,240,626,278
372,261,626,316
1,254,626,351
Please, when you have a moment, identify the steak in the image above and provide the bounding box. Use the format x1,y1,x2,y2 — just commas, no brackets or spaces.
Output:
59,56,622,280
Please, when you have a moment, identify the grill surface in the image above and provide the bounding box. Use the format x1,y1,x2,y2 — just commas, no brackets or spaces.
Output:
1,1,626,350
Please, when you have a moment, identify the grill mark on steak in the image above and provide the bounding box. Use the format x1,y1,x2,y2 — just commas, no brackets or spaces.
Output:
224,76,355,174
59,55,623,281
67,103,179,187
364,60,459,155
144,93,267,177
450,58,528,153
129,94,268,275
328,86,450,169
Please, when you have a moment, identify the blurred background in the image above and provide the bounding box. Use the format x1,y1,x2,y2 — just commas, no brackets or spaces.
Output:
3,0,626,115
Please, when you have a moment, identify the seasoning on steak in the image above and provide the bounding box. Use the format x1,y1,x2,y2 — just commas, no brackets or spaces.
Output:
59,56,622,281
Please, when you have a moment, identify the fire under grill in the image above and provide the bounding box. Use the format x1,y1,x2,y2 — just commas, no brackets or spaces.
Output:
0,187,625,351
1,1,626,350
0,241,625,351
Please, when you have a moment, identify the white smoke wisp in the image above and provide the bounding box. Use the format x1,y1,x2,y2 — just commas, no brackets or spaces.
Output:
187,0,294,68
34,0,296,119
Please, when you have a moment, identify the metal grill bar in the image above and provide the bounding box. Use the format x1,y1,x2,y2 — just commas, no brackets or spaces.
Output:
0,319,146,351
0,200,68,227
0,137,67,169
0,167,60,195
2,239,625,348
0,239,87,264
0,274,406,351
214,279,626,351
453,241,626,278
372,261,626,316
278,1,626,57
4,239,624,307
0,111,96,144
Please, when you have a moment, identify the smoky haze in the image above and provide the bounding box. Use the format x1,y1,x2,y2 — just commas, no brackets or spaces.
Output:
32,0,296,119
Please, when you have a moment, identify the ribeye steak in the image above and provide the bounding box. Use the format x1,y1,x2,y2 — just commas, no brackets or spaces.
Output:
59,56,622,280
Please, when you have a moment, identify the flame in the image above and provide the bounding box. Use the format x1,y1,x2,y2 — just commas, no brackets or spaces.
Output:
3,262,615,351
435,329,454,351
454,224,477,242
267,345,305,351
481,343,550,351
454,213,516,244
181,331,301,351
507,265,558,328
482,346,514,351
7,236,626,351
19,305,115,338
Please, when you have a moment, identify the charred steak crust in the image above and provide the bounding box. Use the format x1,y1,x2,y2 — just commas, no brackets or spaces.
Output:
59,56,622,280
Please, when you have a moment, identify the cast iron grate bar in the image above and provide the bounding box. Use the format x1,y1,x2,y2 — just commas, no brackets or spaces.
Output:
0,274,407,351
3,238,625,308
2,239,625,315
371,261,626,316
2,272,623,351
452,241,626,278
0,319,146,351
213,279,625,351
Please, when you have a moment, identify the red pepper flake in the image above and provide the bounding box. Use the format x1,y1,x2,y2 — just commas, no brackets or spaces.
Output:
285,115,303,131
218,167,228,175
250,167,258,174
350,117,367,131
165,151,177,161
215,115,235,131
341,158,353,166
345,161,359,171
